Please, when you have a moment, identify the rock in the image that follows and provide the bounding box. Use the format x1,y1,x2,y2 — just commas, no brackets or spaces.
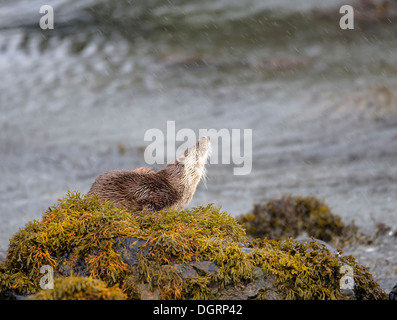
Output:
190,261,218,277
137,282,160,300
0,191,388,300
293,237,338,255
241,247,254,254
114,237,149,266
389,284,397,300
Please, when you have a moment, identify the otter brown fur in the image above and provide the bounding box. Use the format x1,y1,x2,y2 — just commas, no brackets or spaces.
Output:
87,137,210,212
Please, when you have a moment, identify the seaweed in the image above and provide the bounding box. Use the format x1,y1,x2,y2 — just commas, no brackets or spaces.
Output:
0,191,387,300
248,238,387,300
30,275,126,300
238,195,358,245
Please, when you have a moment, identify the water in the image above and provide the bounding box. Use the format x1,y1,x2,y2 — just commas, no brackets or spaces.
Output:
1,0,397,293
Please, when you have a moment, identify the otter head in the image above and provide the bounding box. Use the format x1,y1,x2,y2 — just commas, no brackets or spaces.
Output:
175,136,211,185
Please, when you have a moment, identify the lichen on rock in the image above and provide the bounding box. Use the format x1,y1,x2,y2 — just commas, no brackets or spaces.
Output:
0,191,388,300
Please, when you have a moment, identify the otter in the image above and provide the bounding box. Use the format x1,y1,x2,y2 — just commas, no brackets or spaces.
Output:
87,137,211,212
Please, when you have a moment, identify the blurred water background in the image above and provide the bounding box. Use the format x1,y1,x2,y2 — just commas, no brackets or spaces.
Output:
1,0,397,292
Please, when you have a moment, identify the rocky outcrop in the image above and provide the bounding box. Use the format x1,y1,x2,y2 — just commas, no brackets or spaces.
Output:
0,191,388,300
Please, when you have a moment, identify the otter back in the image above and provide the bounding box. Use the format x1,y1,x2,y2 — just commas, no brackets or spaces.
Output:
87,169,180,212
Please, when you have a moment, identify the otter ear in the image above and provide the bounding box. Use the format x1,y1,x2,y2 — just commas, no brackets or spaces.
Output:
176,155,186,165
175,147,189,164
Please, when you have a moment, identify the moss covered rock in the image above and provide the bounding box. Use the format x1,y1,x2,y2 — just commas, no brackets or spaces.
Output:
238,195,358,245
30,275,126,300
0,191,387,300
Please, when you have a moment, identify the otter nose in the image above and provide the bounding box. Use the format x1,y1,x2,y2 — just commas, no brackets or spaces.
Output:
197,136,210,150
